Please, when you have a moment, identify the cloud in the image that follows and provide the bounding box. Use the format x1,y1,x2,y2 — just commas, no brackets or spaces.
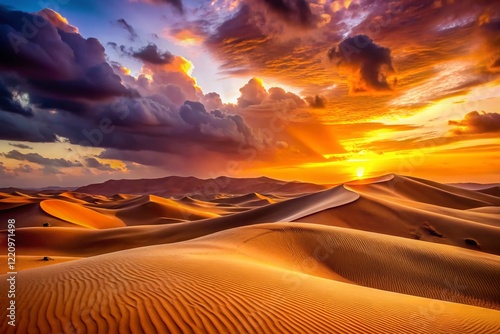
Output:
85,157,118,171
110,43,200,104
251,0,318,27
0,7,134,107
204,5,330,89
116,18,139,41
328,35,394,93
0,43,267,162
0,95,266,159
448,111,500,135
267,87,305,107
12,164,33,174
0,8,266,162
0,6,362,174
2,150,82,175
238,78,269,108
157,84,187,105
37,8,78,33
0,110,57,143
0,82,33,116
132,0,183,12
202,92,224,111
492,58,500,69
305,95,326,108
3,150,82,167
9,143,33,150
236,77,305,109
197,0,499,120
179,100,258,148
165,20,209,45
0,161,13,179
132,44,174,65
481,19,500,72
6,4,479,181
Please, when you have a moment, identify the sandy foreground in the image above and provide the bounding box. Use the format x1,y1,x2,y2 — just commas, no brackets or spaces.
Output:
1,174,499,333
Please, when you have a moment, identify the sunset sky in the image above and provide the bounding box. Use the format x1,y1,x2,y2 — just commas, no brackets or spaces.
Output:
0,0,499,188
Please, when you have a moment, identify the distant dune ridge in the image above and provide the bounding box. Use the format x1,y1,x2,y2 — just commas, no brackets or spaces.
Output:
73,175,330,197
1,174,500,333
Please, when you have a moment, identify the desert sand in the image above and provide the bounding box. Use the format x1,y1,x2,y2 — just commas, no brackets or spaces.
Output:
1,174,499,333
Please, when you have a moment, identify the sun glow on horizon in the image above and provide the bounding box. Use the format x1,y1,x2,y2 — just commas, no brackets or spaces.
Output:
356,166,365,179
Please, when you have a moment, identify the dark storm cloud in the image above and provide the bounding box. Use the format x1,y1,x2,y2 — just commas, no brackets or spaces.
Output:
132,44,174,65
29,94,90,113
0,96,262,158
116,18,139,41
449,111,500,135
0,6,133,105
0,109,57,143
253,0,317,27
328,35,394,93
305,95,326,109
9,143,33,150
180,100,256,146
0,9,287,183
0,6,290,169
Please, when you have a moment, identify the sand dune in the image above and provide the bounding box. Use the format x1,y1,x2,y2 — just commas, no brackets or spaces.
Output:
40,199,125,229
55,191,111,204
1,174,499,333
468,206,500,214
114,195,219,225
198,223,500,310
0,201,75,229
347,175,500,208
479,186,500,198
299,194,500,254
1,223,499,334
3,185,359,257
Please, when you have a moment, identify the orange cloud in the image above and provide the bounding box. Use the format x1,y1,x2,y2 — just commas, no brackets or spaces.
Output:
37,9,79,33
236,77,305,108
166,28,205,45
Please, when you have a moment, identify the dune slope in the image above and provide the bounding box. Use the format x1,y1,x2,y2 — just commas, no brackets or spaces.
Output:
1,223,499,334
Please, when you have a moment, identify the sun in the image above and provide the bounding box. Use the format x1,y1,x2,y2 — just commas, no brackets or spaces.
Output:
356,166,365,179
